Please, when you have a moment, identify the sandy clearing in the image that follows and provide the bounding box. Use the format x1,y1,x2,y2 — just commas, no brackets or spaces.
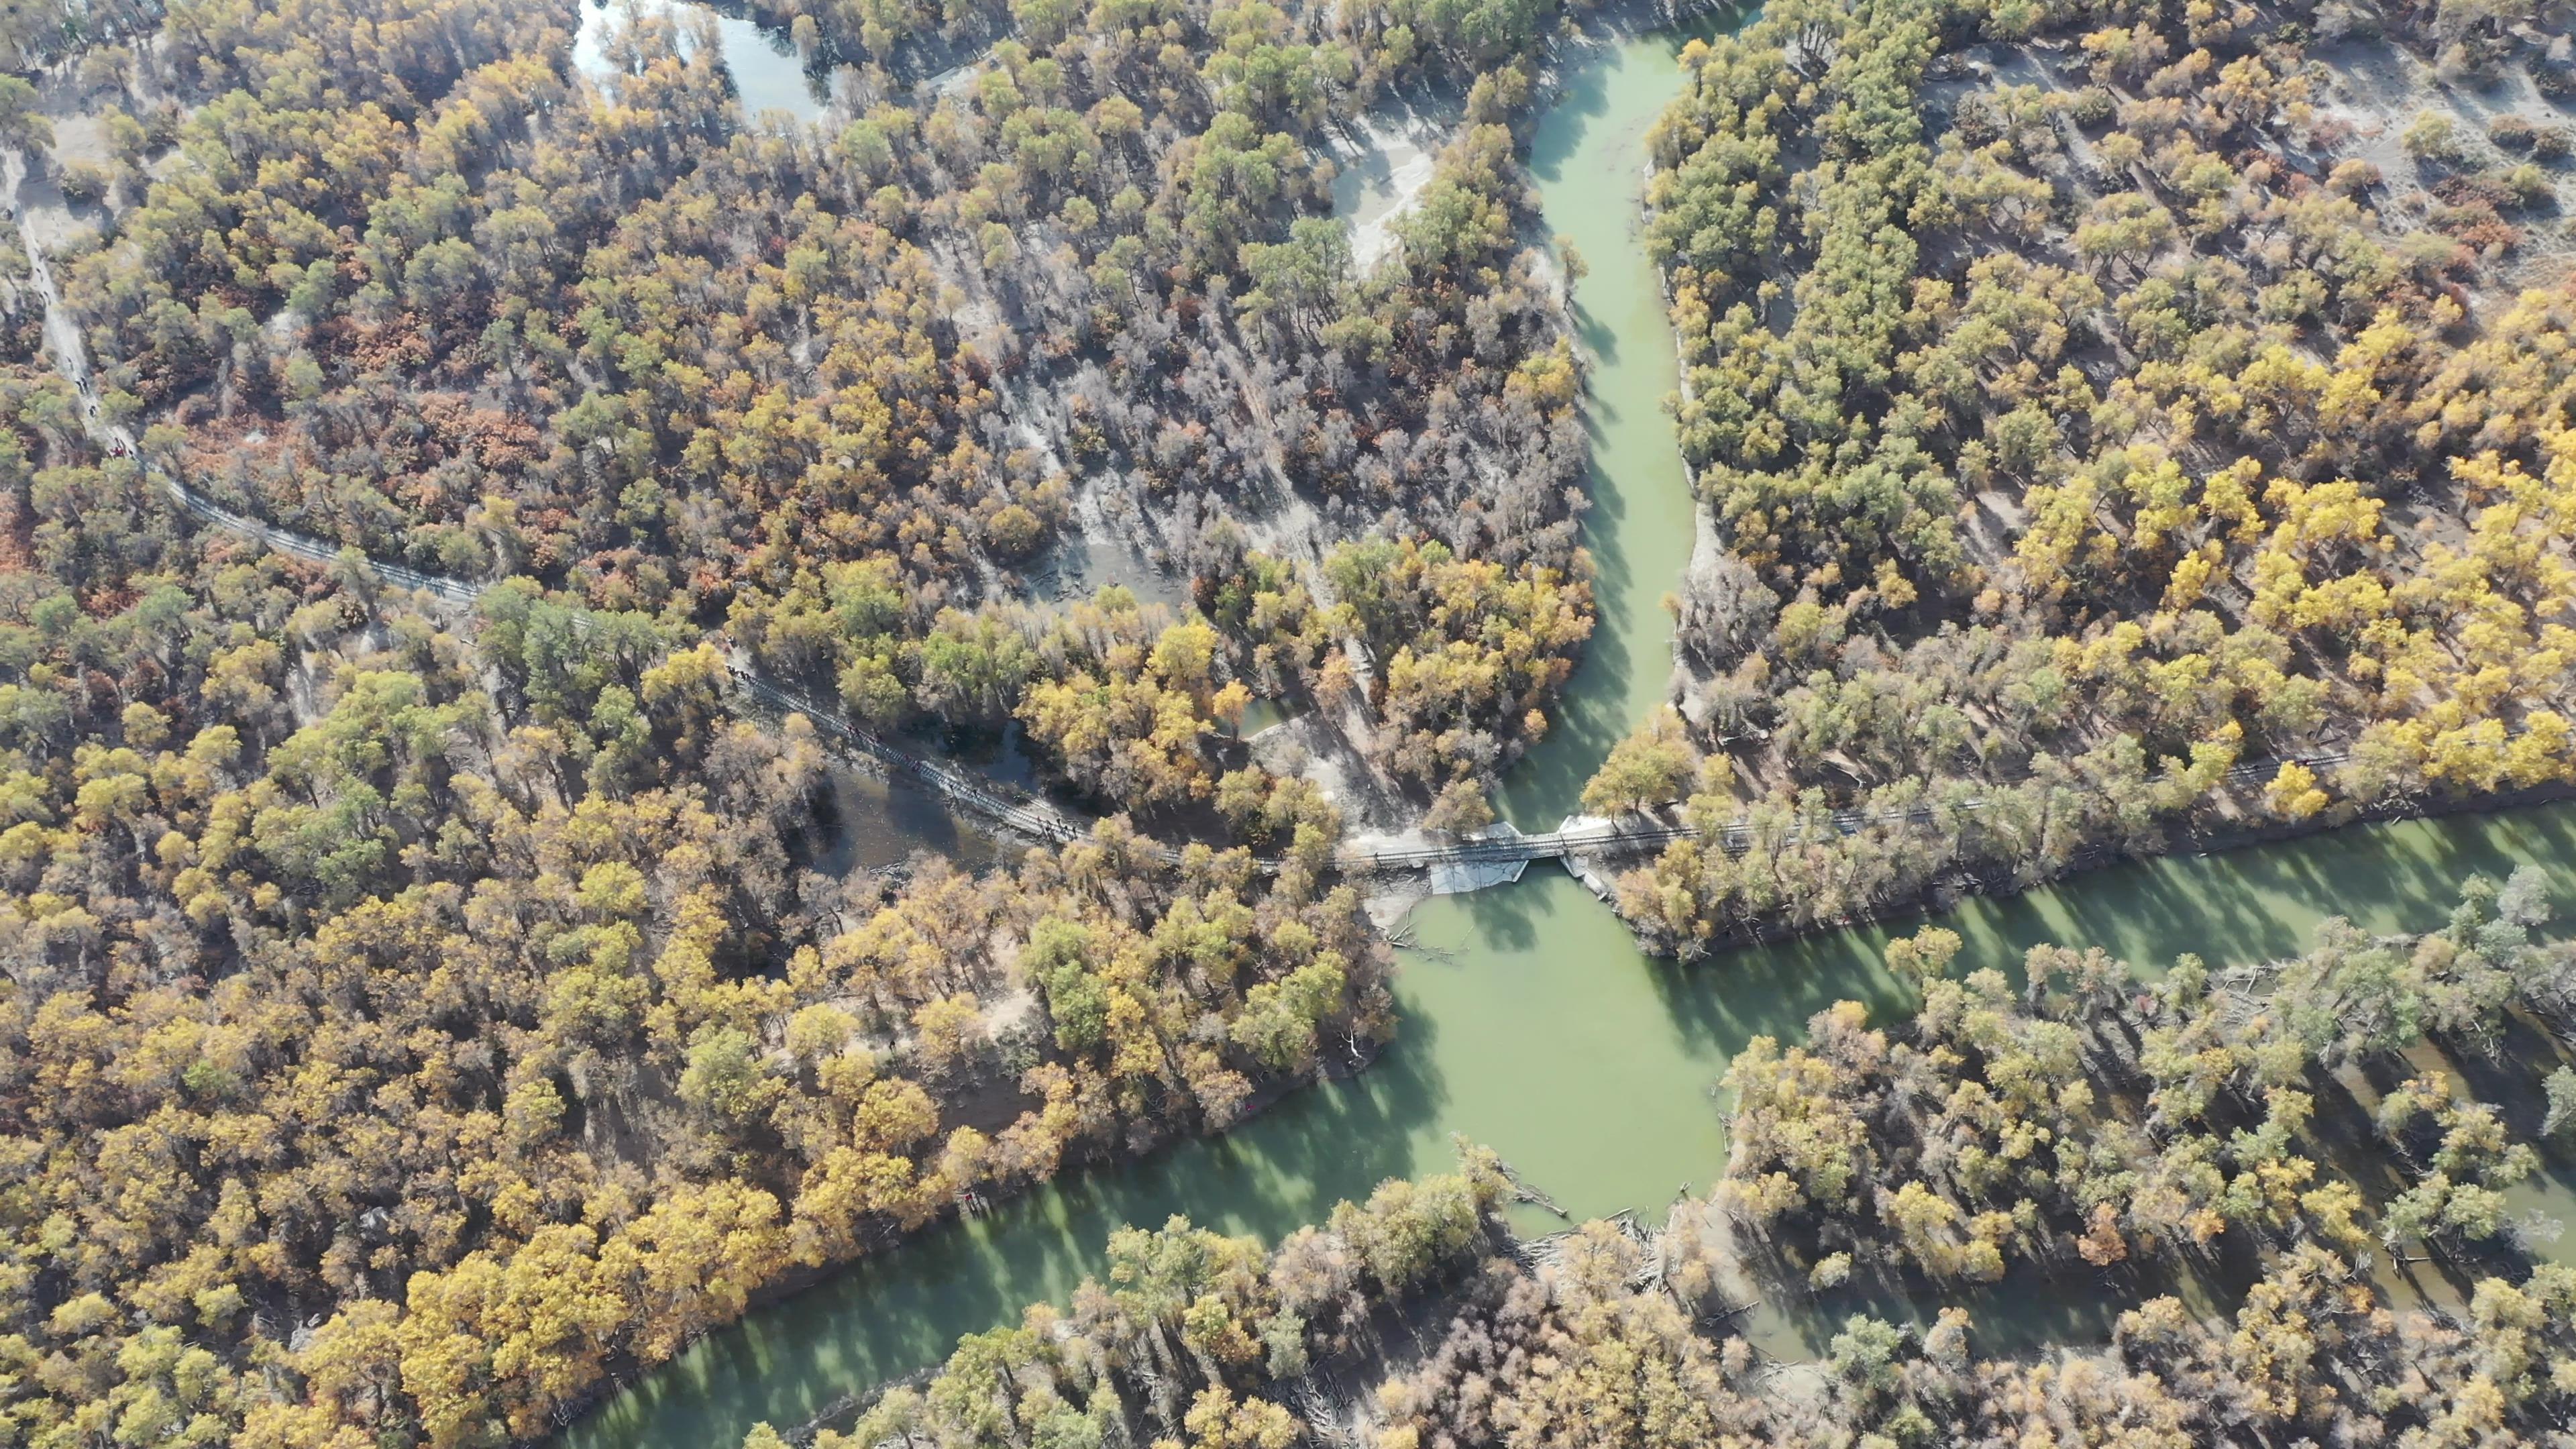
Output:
1331,113,1446,272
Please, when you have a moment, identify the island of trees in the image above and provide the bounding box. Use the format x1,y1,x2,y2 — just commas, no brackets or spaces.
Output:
1585,0,2576,949
0,407,1396,1446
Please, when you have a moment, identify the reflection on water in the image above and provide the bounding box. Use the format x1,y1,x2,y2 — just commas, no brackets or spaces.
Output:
1235,696,1296,736
812,764,1009,878
573,0,830,125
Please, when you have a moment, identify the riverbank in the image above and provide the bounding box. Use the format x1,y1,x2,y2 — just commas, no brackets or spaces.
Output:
1562,769,2576,955
562,796,2576,1449
555,1026,1402,1447
1495,16,1729,829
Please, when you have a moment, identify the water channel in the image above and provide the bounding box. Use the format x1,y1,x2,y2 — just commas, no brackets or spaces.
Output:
1495,19,1715,829
563,20,2576,1449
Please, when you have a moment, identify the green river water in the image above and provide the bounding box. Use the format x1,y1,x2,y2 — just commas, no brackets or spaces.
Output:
562,24,2576,1449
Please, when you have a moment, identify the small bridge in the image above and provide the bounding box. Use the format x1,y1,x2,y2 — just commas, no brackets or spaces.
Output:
1339,822,1699,870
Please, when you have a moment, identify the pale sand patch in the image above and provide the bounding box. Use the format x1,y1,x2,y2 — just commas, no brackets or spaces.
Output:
1332,117,1443,272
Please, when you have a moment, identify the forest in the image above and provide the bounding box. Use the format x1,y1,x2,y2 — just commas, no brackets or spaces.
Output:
7,0,2576,1440
0,359,1394,1448
0,0,1629,1439
1589,0,2576,949
739,871,2576,1449
46,0,1601,837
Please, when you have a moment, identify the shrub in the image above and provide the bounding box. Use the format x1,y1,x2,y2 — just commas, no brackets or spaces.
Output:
2502,162,2555,206
2327,157,2383,194
2070,87,2115,127
56,161,109,204
2489,113,2538,150
2402,109,2466,163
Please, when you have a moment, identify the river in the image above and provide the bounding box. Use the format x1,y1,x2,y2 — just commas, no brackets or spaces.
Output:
572,792,2576,1449
1496,18,1717,829
561,23,2576,1449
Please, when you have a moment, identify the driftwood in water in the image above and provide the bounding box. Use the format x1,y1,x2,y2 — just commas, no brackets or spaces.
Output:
1699,1298,1760,1330
1493,1156,1572,1220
